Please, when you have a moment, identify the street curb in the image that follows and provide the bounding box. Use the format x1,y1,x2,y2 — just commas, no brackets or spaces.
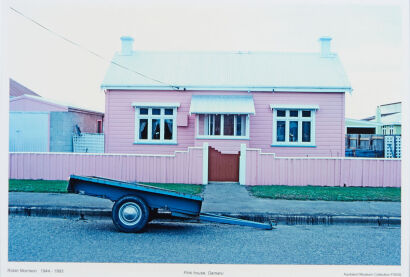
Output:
8,206,401,226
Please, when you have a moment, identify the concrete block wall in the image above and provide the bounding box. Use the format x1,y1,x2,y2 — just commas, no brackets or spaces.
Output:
50,111,103,152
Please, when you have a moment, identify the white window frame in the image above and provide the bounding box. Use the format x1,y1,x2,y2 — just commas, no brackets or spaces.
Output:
196,114,250,140
271,106,317,147
133,104,179,144
382,125,394,135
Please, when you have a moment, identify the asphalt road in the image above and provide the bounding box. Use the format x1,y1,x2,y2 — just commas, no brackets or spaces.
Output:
8,215,400,265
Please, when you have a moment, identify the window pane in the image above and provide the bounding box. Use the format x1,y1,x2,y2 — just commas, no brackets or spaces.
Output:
140,108,148,115
198,114,205,136
277,121,285,142
165,109,173,115
289,121,298,142
208,115,214,135
139,119,148,139
302,110,311,117
152,119,160,140
302,121,311,142
223,115,234,136
164,119,173,140
277,110,286,117
152,109,161,115
236,115,246,136
290,110,298,117
214,115,221,135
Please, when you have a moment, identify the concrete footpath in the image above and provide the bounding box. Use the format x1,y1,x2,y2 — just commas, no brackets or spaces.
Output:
8,182,401,225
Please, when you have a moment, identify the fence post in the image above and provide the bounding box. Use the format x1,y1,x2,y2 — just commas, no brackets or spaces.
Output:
239,144,247,185
202,142,209,185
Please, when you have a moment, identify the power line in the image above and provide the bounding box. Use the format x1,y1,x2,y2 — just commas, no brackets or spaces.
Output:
9,6,179,90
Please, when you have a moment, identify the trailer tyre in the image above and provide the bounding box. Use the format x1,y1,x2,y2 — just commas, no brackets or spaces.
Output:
112,196,150,233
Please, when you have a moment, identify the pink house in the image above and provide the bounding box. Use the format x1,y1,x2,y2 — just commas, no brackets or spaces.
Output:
101,36,351,181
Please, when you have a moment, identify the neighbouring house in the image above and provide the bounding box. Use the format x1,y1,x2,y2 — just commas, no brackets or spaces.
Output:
9,79,104,152
363,102,401,135
345,102,402,158
10,78,41,98
102,36,351,160
345,102,401,135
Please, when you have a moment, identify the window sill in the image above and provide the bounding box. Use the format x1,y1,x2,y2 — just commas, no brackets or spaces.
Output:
196,136,250,140
134,141,178,145
271,144,316,148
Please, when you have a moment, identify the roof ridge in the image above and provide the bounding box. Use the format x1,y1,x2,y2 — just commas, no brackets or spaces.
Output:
114,50,334,56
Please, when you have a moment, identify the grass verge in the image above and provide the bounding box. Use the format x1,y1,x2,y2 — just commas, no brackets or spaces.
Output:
9,179,204,195
247,185,401,202
9,179,68,193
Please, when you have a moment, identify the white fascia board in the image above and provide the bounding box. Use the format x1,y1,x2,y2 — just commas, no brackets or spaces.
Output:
102,85,273,91
132,102,181,108
272,87,352,93
270,104,320,110
103,85,352,93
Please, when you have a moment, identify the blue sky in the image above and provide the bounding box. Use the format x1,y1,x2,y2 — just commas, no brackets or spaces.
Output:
6,0,407,118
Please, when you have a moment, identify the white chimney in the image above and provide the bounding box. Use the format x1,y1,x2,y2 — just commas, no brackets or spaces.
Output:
318,36,332,58
120,36,134,55
376,106,382,123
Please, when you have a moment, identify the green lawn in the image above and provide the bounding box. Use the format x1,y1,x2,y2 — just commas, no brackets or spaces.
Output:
9,179,69,193
247,185,401,202
9,179,204,195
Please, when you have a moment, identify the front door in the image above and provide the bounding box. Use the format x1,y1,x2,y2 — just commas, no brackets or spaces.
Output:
208,146,239,182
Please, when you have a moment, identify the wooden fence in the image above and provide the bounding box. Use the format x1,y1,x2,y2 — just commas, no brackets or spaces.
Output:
9,148,204,184
245,148,401,187
9,145,401,187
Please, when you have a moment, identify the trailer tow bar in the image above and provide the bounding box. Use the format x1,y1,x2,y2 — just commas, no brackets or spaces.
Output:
199,213,273,230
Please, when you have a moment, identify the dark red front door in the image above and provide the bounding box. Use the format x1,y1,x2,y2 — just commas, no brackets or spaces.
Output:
208,147,239,182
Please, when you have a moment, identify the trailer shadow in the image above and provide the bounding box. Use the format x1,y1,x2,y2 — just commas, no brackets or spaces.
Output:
144,221,201,234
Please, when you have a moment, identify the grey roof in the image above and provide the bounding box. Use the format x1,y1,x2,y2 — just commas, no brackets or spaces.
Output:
101,51,351,92
10,78,41,97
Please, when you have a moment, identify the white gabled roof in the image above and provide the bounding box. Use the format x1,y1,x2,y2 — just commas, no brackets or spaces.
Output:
101,51,352,92
190,95,255,114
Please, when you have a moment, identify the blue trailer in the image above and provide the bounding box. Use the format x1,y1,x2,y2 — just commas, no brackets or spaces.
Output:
68,175,272,233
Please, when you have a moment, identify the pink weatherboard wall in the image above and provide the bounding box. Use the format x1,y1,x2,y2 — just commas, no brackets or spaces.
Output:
104,90,345,156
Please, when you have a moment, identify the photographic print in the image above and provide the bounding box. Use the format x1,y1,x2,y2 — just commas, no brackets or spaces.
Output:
2,0,408,276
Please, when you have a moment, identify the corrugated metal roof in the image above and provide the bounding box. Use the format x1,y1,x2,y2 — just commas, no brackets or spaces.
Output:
189,95,255,114
101,51,351,92
345,118,383,128
370,113,401,125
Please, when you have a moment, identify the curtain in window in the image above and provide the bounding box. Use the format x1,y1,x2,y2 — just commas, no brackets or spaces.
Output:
289,121,298,142
165,119,173,140
139,119,148,139
152,119,160,140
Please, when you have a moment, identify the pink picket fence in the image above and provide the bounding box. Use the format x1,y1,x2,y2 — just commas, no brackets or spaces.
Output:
9,147,204,184
245,149,401,187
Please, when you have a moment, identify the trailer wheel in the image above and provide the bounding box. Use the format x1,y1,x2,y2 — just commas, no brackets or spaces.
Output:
112,196,150,233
